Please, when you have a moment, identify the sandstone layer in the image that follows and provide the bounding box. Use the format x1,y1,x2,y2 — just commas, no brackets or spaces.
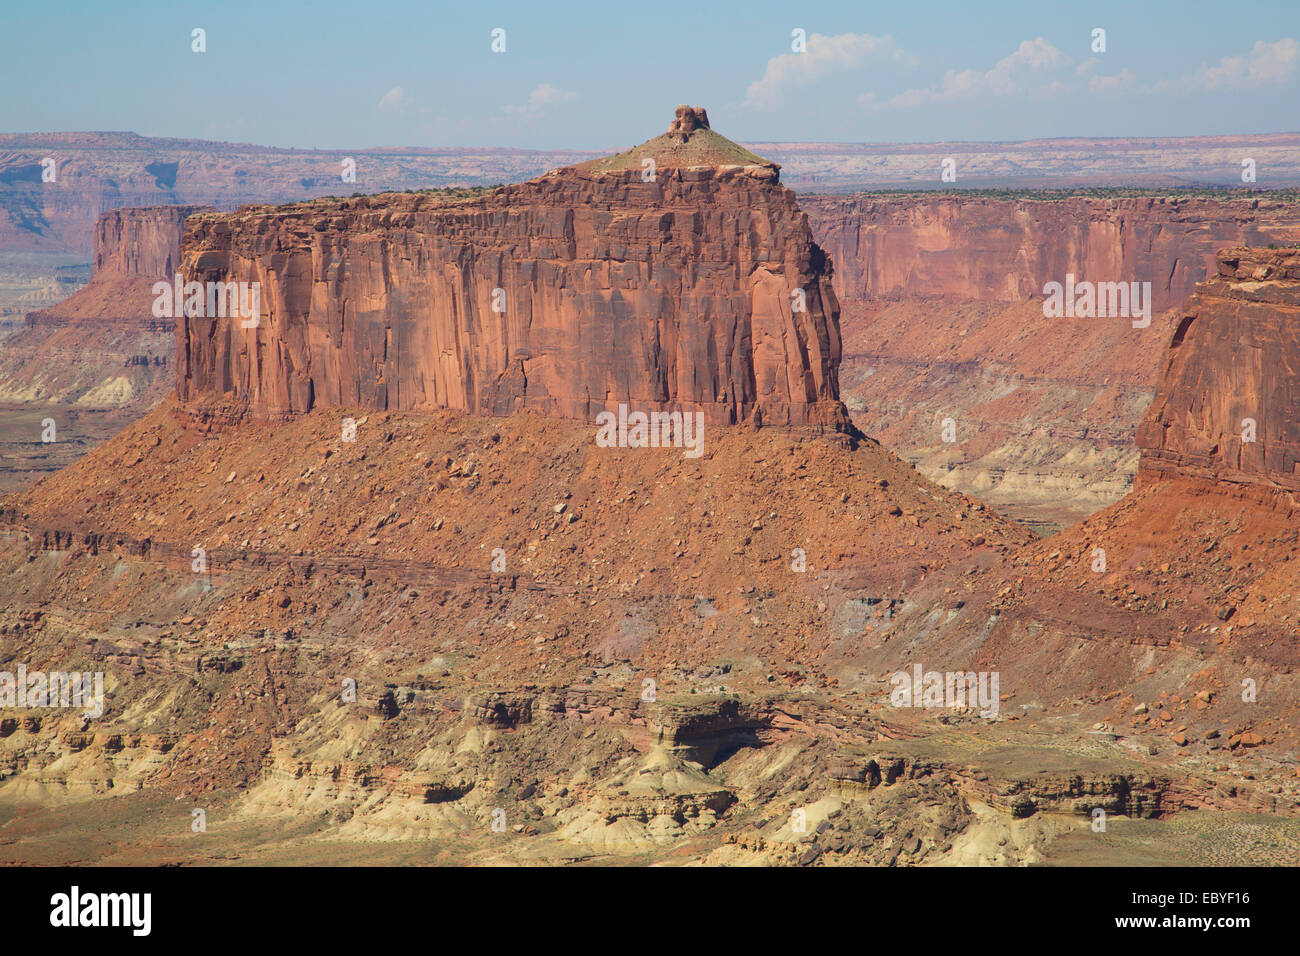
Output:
23,203,209,327
983,246,1300,669
178,118,847,431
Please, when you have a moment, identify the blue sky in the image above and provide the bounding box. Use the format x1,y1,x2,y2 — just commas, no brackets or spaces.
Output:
2,0,1297,150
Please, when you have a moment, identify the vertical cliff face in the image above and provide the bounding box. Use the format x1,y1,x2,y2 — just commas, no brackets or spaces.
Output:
803,194,1300,311
1137,247,1300,489
93,205,209,277
177,112,849,431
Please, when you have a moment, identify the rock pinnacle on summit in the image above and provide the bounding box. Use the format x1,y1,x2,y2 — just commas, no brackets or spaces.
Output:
582,105,774,174
668,104,709,136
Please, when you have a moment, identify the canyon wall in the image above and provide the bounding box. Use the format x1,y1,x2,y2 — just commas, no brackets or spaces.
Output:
803,194,1300,311
1138,247,1300,490
177,166,849,430
801,194,1300,529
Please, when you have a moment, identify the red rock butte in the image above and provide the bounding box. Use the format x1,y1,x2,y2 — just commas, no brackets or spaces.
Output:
25,205,212,329
175,107,849,432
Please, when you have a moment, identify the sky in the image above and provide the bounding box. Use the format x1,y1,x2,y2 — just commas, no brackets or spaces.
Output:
2,0,1298,151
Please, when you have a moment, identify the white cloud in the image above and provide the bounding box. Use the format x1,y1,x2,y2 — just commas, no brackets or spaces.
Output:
853,36,1298,115
1089,68,1136,93
1158,37,1299,92
744,33,912,109
503,83,579,116
376,86,408,114
873,38,1071,110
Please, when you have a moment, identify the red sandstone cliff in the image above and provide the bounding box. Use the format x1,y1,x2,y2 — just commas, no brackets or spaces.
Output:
177,113,848,431
1137,247,1300,490
93,204,203,278
803,194,1300,312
